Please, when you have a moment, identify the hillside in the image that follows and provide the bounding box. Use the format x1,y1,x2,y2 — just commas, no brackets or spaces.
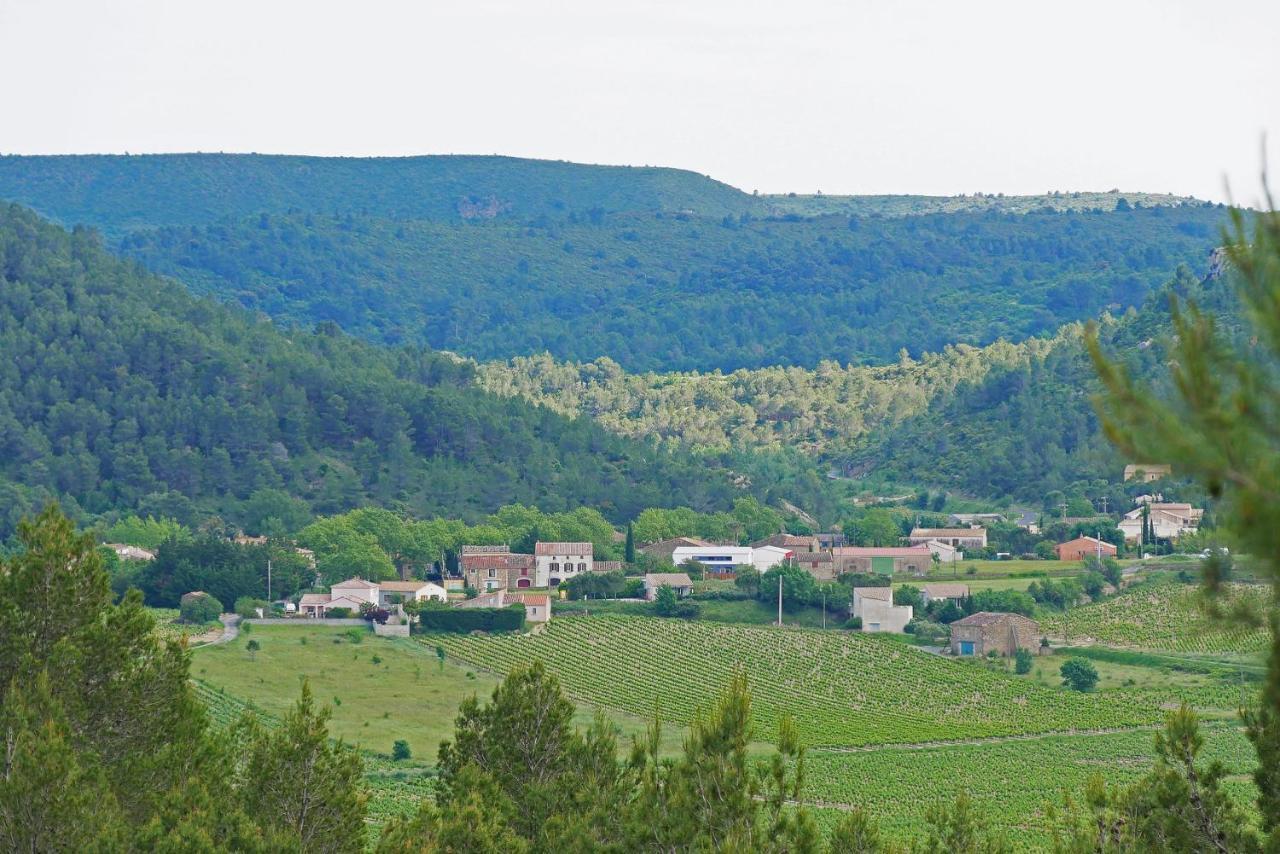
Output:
0,153,1226,372
0,153,754,234
118,204,1224,372
0,204,760,538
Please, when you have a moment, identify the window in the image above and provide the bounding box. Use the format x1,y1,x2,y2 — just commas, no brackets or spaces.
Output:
520,567,528,576
550,562,559,572
487,568,496,578
870,622,881,631
578,562,586,571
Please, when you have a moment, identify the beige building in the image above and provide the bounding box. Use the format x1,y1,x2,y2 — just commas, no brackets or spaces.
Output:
643,573,694,600
1124,463,1172,482
1118,503,1202,543
460,549,536,591
456,589,550,623
921,583,969,604
907,527,987,549
831,546,932,577
950,612,1040,657
535,541,593,588
851,587,913,633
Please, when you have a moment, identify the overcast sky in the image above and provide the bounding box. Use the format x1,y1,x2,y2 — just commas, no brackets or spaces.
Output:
2,0,1277,203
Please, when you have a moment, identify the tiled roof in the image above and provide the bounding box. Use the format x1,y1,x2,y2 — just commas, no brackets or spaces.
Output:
952,611,1037,627
298,593,331,605
794,551,832,563
333,577,378,589
508,593,550,607
853,587,893,601
534,542,593,555
379,580,434,592
462,553,535,570
922,584,969,598
460,544,510,555
911,528,985,538
832,546,931,557
644,573,694,587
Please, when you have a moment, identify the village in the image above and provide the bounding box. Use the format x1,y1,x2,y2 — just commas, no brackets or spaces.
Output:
123,461,1210,665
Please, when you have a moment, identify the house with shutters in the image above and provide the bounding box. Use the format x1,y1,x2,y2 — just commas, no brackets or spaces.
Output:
1118,503,1203,543
460,548,537,591
297,576,445,617
534,542,593,588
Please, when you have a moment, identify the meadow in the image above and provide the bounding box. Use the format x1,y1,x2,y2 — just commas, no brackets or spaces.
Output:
427,614,1246,748
1041,582,1272,654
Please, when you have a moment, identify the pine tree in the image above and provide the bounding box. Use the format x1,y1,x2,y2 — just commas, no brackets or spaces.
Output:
1088,193,1280,847
624,522,636,563
241,681,367,852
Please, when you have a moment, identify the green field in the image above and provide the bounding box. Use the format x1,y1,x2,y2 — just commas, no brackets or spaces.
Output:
428,615,1244,748
190,623,692,760
802,726,1258,849
1042,582,1271,654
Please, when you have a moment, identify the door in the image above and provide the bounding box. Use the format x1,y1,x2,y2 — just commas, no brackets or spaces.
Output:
871,557,895,576
517,578,531,589
960,641,975,656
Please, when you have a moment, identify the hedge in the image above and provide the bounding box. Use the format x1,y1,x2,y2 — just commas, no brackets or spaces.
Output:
416,604,525,634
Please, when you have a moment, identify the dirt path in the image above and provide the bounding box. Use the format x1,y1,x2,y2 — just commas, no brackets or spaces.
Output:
209,614,241,645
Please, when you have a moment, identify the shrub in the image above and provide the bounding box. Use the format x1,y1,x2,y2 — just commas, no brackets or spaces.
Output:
234,596,268,619
1014,648,1033,674
344,628,364,644
179,591,223,624
845,616,863,630
327,607,353,618
392,739,411,761
245,638,261,656
1060,657,1099,692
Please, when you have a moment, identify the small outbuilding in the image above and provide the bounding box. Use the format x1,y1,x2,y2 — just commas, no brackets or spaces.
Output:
950,612,1040,657
643,573,694,601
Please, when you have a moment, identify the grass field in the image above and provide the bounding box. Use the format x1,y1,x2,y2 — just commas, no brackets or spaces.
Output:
1042,582,1272,654
190,623,693,760
428,614,1246,748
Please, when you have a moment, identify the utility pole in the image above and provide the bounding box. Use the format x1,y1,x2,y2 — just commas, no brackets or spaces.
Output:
1058,502,1069,520
1099,496,1109,514
267,558,272,601
777,575,783,627
822,589,827,630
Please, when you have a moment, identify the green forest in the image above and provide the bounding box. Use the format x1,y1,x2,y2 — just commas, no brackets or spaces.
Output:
118,205,1223,371
0,153,1226,372
0,204,797,539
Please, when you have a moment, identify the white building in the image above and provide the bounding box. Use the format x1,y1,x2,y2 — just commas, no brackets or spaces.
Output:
751,545,793,573
534,542,593,588
923,540,962,563
907,527,987,549
298,577,445,617
104,543,156,561
851,587,913,633
1119,503,1203,542
670,545,755,573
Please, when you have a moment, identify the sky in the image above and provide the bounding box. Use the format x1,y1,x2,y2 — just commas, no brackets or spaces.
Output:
2,0,1277,204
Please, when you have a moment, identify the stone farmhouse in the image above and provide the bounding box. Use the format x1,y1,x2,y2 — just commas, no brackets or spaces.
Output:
534,542,594,588
104,543,155,561
950,612,1040,657
460,547,537,591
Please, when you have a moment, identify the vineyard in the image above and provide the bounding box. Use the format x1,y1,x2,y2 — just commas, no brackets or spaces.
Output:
427,615,1244,748
803,726,1258,848
1041,582,1271,654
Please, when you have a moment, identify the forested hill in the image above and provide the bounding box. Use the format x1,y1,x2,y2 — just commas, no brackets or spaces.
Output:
0,153,1228,372
0,204,762,538
119,204,1224,372
0,153,753,233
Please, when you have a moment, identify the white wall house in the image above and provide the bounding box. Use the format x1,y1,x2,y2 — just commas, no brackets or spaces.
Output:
534,542,593,587
671,545,754,573
923,540,962,564
851,587,913,633
329,577,380,606
751,545,793,573
1119,503,1203,542
378,580,447,606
